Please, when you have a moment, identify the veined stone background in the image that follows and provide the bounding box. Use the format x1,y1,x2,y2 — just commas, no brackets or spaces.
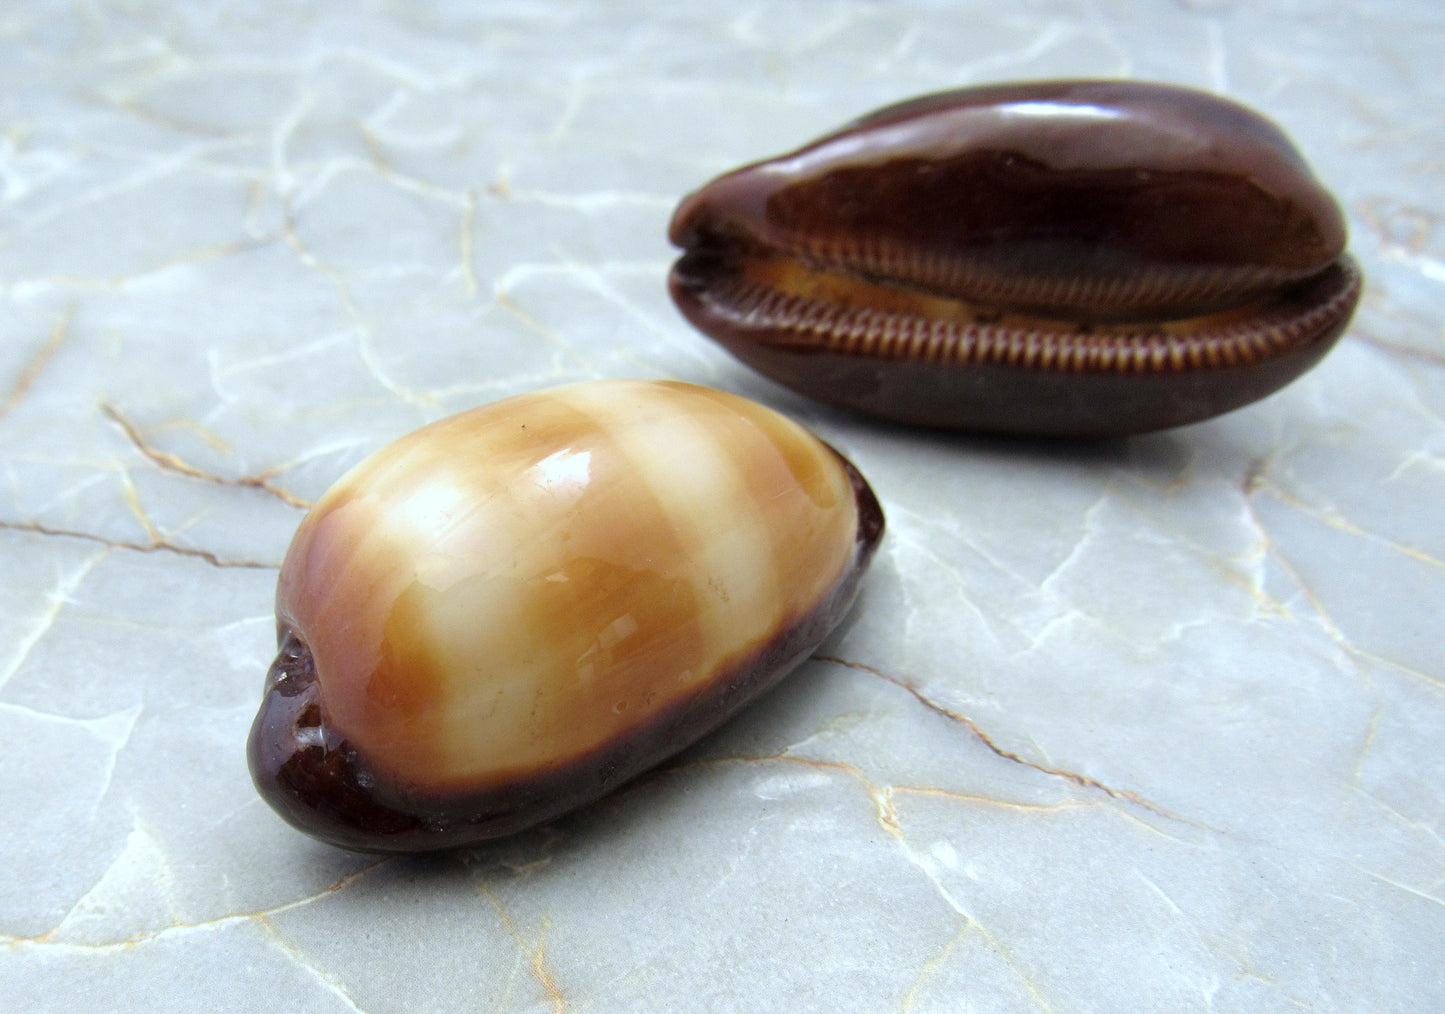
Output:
2,1,1441,1011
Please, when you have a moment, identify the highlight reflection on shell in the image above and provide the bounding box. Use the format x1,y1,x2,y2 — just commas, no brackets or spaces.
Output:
247,379,884,852
669,80,1362,437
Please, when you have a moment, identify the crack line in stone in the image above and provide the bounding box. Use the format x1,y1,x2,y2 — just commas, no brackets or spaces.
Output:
0,545,107,691
813,654,1199,827
100,403,311,509
899,921,971,1014
257,916,371,1014
1360,868,1445,910
533,929,567,1014
0,308,70,423
477,883,568,1012
1347,644,1445,693
1247,504,1445,692
1350,787,1445,855
0,519,279,570
12,236,279,295
277,215,435,411
656,749,1158,844
1349,707,1385,785
1254,478,1445,569
118,467,164,543
9,858,393,951
886,827,1057,1013
889,783,1204,848
1133,869,1275,990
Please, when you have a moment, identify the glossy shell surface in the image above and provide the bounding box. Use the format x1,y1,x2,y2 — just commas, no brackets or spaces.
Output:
669,79,1362,436
248,379,884,852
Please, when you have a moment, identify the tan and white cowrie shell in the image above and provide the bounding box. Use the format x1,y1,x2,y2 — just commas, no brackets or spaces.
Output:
248,379,884,852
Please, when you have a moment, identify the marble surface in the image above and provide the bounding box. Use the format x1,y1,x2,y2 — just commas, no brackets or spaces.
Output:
2,1,1442,1010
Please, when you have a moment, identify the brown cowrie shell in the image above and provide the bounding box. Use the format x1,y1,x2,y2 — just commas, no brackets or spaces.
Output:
669,80,1362,437
247,379,883,852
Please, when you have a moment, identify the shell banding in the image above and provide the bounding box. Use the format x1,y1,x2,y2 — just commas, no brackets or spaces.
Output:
247,379,883,852
669,80,1363,436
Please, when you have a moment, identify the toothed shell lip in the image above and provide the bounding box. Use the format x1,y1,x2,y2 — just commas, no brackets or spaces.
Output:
668,80,1361,436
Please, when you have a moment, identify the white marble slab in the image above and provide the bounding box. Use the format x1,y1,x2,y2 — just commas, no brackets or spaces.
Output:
2,1,1442,1010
